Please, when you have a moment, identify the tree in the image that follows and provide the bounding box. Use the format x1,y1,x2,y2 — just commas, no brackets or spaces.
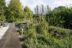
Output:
46,5,51,14
0,0,5,23
7,0,24,22
46,6,66,27
41,5,45,15
24,6,33,20
46,6,72,29
34,5,39,15
63,7,72,29
52,6,72,29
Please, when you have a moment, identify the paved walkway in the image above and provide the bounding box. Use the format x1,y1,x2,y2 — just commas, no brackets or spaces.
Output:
0,23,22,48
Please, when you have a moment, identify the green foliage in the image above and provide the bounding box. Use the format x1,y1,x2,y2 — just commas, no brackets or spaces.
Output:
0,0,5,23
14,5,72,48
49,26,71,39
1,0,72,48
46,6,72,29
46,6,66,27
33,15,48,37
6,0,24,22
24,6,33,20
16,13,72,48
18,25,72,48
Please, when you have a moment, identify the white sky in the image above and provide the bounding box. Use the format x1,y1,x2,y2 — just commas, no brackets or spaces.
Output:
6,0,72,11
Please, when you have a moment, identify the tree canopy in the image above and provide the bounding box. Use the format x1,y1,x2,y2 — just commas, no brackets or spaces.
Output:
7,0,24,22
46,6,72,29
0,0,5,23
24,6,33,20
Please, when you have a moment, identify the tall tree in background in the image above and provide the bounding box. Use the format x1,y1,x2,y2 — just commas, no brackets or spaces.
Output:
7,0,24,22
0,0,5,23
24,6,33,20
41,5,45,15
46,5,51,14
34,5,39,15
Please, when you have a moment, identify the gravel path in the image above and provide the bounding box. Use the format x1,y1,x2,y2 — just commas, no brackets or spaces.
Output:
0,23,21,48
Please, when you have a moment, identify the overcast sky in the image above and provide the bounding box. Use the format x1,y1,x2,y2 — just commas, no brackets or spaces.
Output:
6,0,72,11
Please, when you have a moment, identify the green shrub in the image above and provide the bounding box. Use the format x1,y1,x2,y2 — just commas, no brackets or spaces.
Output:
49,26,72,39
